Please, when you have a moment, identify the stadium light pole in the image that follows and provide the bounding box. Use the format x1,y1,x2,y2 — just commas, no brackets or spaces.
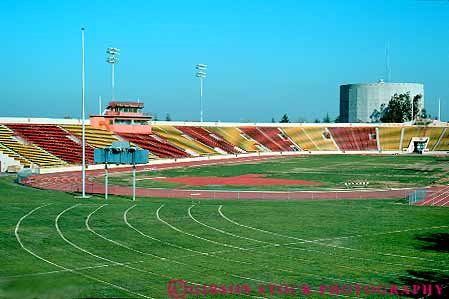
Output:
196,64,207,122
81,27,87,198
106,48,120,101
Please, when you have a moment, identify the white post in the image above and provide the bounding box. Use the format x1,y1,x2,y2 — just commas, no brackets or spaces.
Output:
112,63,115,101
132,164,136,201
438,98,441,121
81,27,87,198
105,162,108,200
200,78,203,122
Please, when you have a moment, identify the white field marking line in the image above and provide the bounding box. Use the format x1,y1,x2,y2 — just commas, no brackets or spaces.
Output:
188,205,271,245
157,204,356,298
156,204,248,251
124,205,252,265
15,204,152,299
187,205,387,283
218,206,449,273
56,205,174,290
188,206,409,282
261,225,449,251
0,259,147,280
218,205,447,263
87,205,265,299
432,190,449,206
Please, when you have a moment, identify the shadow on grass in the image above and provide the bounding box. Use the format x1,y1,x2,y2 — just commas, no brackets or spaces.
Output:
392,233,449,298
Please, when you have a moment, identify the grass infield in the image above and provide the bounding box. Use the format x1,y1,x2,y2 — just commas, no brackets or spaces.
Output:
0,168,448,298
99,155,449,191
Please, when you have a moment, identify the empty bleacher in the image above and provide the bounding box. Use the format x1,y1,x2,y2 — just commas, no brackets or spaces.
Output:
282,127,337,151
117,132,189,158
175,126,241,154
328,127,377,151
0,124,66,167
152,125,217,156
5,124,94,164
401,127,444,151
240,127,298,152
62,125,120,148
206,127,263,152
378,127,402,151
434,128,449,151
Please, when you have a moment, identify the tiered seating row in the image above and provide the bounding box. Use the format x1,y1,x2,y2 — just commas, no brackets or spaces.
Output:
175,126,241,154
282,127,337,151
5,124,94,164
62,125,119,148
401,127,444,151
206,127,263,152
118,133,189,158
328,127,377,151
152,125,217,156
0,125,66,167
378,127,402,151
239,127,298,152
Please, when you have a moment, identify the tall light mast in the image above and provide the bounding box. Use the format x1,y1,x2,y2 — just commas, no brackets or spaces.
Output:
106,47,120,100
196,64,207,122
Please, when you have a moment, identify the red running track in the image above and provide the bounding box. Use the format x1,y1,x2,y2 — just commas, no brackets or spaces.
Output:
19,154,441,202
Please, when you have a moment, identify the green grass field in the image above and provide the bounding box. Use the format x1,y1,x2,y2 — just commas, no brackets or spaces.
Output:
1,173,448,298
100,155,449,191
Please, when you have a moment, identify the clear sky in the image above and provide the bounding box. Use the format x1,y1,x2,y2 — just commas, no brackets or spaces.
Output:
1,0,448,122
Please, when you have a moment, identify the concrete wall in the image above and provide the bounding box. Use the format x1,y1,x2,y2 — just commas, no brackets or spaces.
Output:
340,82,424,123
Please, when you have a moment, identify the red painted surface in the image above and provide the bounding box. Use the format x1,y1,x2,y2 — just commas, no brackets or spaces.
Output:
151,173,320,186
19,154,428,202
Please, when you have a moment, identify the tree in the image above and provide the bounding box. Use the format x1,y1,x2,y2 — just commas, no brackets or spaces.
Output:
370,103,386,123
377,92,423,123
335,115,341,123
279,114,290,123
314,118,321,123
165,113,172,121
323,113,331,123
271,117,276,123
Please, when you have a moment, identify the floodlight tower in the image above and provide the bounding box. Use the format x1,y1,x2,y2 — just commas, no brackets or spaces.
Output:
106,47,120,100
80,27,88,198
196,64,207,122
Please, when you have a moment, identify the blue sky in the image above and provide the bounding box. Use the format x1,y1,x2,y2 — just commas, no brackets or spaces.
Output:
1,0,449,122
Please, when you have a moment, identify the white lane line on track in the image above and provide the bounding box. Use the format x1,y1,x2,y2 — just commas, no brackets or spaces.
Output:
15,204,152,299
187,205,407,283
124,205,252,264
218,205,448,265
0,260,147,280
60,204,265,299
157,204,356,298
156,204,248,251
87,204,266,299
188,205,272,245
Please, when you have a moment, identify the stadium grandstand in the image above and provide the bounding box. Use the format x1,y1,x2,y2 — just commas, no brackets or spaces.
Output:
1,101,449,173
0,102,449,172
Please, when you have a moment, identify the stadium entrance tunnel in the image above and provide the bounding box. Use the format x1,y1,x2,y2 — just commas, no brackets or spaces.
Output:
413,141,427,154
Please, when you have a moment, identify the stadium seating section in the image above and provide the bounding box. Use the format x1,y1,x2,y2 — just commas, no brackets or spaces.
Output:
152,125,217,156
117,132,189,158
206,127,263,152
175,126,241,154
328,127,378,151
282,127,337,151
1,123,449,169
4,124,92,164
239,127,299,152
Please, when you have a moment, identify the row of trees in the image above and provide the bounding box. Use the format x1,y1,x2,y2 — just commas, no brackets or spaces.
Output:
156,93,427,123
272,113,336,123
